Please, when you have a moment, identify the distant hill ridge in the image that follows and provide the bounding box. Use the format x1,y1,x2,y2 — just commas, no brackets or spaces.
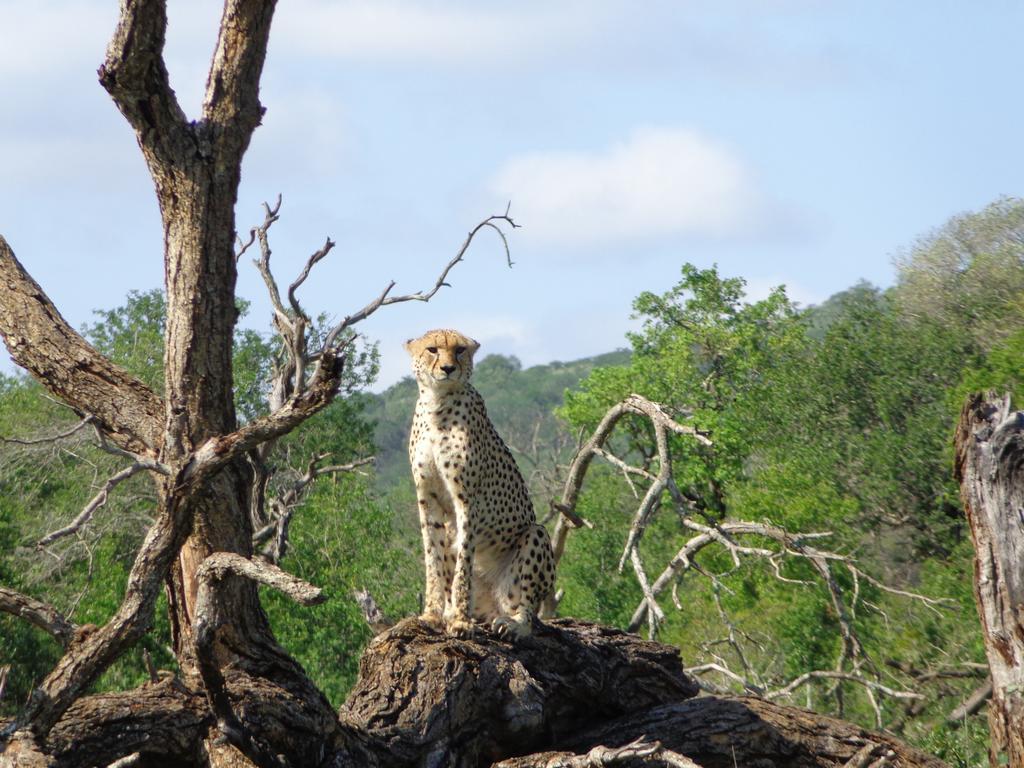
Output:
360,349,631,496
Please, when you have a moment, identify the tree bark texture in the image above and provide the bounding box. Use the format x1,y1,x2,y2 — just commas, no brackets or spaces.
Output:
3,615,946,768
494,696,947,768
342,618,700,767
955,393,1024,768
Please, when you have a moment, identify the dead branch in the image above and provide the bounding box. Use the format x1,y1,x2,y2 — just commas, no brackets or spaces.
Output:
36,461,165,549
200,0,276,158
0,417,94,446
98,0,189,174
764,670,923,702
947,678,993,725
534,736,703,767
550,393,946,730
353,588,394,634
548,394,710,577
0,587,76,647
242,197,517,566
8,481,195,739
317,211,518,356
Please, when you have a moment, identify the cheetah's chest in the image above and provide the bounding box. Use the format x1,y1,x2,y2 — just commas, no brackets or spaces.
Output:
411,407,475,487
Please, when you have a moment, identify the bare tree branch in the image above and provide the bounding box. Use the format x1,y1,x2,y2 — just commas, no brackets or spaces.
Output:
318,211,519,355
36,461,166,549
97,0,190,173
0,416,94,446
201,0,277,155
549,392,950,729
947,678,993,725
548,394,710,576
764,670,923,702
12,475,193,738
0,587,76,647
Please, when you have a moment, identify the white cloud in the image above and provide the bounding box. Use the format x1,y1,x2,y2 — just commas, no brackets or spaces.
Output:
489,127,761,245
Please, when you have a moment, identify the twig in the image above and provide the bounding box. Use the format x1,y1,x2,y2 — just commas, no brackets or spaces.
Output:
764,670,923,701
0,416,94,445
36,462,159,548
317,211,519,356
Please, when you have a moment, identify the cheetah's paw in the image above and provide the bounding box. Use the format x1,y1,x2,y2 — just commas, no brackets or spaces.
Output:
491,616,530,641
447,618,476,639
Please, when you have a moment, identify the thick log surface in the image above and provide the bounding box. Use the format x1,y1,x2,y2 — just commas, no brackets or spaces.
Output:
341,617,699,767
496,696,947,768
47,681,210,768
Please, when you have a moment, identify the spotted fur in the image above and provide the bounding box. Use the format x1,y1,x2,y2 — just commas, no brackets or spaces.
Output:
405,329,555,638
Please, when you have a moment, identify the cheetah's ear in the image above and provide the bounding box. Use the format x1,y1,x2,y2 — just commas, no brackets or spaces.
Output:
403,338,415,354
467,337,480,355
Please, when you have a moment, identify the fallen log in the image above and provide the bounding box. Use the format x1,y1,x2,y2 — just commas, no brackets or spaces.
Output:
495,696,947,768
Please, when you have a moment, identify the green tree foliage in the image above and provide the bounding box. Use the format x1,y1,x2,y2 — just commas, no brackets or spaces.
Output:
894,196,1024,355
555,225,1023,761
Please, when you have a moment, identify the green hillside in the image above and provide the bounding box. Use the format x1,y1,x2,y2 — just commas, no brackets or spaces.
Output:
360,349,630,503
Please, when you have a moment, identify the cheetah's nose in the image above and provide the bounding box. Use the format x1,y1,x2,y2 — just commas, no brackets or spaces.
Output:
441,365,456,375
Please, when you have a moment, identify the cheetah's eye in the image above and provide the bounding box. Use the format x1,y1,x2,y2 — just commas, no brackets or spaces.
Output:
426,346,438,354
455,346,467,355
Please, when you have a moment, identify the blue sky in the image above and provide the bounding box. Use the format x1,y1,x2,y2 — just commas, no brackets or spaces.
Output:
1,1,1022,388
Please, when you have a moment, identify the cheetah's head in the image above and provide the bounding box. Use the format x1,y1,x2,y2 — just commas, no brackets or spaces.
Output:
405,329,480,391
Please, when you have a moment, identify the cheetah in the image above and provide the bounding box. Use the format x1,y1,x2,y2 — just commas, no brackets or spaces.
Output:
405,329,555,639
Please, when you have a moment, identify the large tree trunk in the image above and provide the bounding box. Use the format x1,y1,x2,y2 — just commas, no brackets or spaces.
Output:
0,2,352,765
955,393,1024,768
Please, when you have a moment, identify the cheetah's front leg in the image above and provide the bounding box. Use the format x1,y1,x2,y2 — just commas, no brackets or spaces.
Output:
417,492,448,627
445,498,475,637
